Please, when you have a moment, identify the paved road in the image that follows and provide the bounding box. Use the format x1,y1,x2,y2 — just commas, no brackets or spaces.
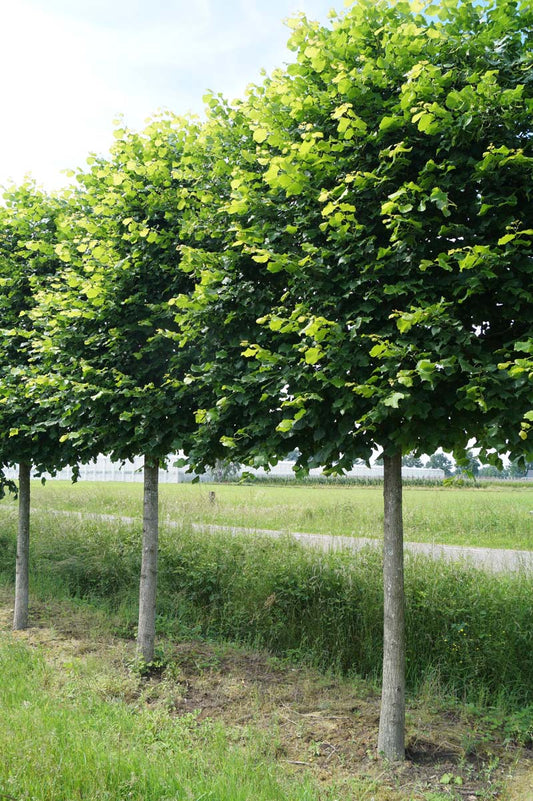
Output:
193,523,533,573
9,508,531,574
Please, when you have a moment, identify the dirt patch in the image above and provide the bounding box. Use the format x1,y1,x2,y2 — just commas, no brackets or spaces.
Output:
135,640,521,799
0,589,126,666
503,761,533,800
0,589,526,800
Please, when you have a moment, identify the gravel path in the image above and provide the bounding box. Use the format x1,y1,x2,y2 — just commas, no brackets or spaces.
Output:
13,508,532,574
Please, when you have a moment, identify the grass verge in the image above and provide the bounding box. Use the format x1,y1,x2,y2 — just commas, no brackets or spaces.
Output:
0,589,530,801
0,510,532,712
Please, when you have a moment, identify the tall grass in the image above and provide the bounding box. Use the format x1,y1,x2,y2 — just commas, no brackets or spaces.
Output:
0,510,532,710
242,475,445,487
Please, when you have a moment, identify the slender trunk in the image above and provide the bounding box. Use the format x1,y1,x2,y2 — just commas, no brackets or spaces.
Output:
13,461,31,630
137,457,159,664
377,452,405,761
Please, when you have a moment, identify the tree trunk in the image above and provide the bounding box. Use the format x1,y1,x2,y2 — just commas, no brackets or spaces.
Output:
13,461,31,630
137,457,159,664
377,452,405,761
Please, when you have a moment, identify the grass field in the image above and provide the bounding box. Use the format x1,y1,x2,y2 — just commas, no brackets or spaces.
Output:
1,481,533,800
1,494,532,706
0,590,528,801
4,479,532,550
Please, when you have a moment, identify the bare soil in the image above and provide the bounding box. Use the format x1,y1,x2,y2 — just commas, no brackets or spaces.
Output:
1,591,531,800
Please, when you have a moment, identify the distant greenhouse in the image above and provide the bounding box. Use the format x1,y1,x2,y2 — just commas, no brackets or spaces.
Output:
3,455,445,483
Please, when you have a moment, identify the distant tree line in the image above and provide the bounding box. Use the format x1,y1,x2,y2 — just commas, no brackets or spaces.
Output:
400,452,532,478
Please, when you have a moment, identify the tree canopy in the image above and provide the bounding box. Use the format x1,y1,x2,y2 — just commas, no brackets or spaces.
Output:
0,182,79,475
187,0,533,475
33,115,202,466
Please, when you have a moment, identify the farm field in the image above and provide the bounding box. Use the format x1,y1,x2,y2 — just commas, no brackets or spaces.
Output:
6,479,533,551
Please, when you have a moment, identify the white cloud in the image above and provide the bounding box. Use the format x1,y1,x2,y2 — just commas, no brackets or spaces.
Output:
0,0,337,189
0,1,131,187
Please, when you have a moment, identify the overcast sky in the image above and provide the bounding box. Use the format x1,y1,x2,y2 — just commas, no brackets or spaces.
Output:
0,0,341,190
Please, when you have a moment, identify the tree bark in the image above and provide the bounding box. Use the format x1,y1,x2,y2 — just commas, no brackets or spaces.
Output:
13,461,31,630
137,457,159,663
377,451,405,761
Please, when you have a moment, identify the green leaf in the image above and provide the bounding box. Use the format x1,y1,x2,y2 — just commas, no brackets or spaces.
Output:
514,341,533,353
253,128,269,144
379,116,400,132
242,346,259,358
416,359,435,373
383,392,406,408
445,90,462,110
304,347,323,365
369,343,389,358
276,419,294,433
430,187,451,216
252,253,271,264
312,56,326,73
381,200,396,215
415,113,437,134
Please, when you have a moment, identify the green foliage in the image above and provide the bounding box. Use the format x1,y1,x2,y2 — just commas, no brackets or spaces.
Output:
454,449,481,477
508,458,532,478
478,463,504,478
426,453,454,476
32,115,203,464
0,470,17,500
0,182,79,474
128,647,169,678
210,459,241,482
186,0,533,476
402,453,423,468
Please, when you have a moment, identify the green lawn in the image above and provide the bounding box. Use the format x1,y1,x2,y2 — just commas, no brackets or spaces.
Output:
4,479,531,551
0,628,347,801
0,592,526,801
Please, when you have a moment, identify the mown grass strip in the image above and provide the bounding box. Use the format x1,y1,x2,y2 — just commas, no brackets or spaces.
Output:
0,635,353,801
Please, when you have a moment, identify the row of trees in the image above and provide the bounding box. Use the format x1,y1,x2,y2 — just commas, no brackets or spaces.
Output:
1,0,532,761
401,451,532,478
